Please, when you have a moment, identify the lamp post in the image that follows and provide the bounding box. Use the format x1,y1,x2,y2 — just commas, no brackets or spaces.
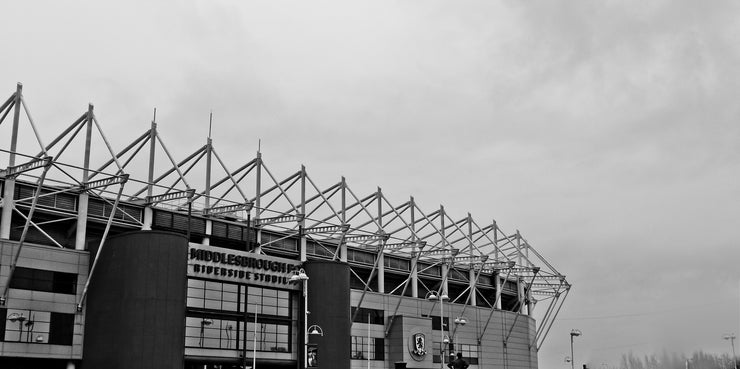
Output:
427,291,450,369
241,201,254,369
453,316,467,356
290,268,311,369
570,329,582,369
725,333,738,369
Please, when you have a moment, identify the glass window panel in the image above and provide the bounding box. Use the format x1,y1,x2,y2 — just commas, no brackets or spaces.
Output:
185,316,239,350
223,283,238,293
4,310,52,344
188,279,205,288
222,291,238,302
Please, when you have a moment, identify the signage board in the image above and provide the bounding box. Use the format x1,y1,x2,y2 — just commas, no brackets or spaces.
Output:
188,243,302,289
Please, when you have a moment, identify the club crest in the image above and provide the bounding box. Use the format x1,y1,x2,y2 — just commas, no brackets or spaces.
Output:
409,332,427,360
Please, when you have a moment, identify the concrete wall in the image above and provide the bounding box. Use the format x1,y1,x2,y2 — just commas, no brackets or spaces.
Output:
350,290,538,369
82,230,188,369
0,240,88,364
305,260,351,369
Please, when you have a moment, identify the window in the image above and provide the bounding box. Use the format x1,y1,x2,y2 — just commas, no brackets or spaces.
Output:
9,267,77,295
418,263,441,276
347,249,375,265
261,232,298,252
49,312,75,345
350,336,384,360
424,315,449,332
245,321,290,352
383,256,410,271
454,344,479,365
2,309,74,345
306,240,336,258
187,279,242,312
247,287,290,317
448,268,468,281
185,316,239,349
351,307,384,325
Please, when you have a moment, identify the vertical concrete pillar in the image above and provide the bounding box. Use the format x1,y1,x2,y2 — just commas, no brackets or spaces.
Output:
411,254,418,298
469,268,477,306
76,104,93,251
518,277,526,314
377,251,385,294
141,207,153,230
0,84,22,240
495,274,502,310
0,178,15,239
75,193,88,250
441,262,449,298
203,219,211,245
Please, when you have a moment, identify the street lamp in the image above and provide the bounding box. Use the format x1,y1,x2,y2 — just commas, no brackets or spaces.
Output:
724,333,738,369
570,329,582,369
453,316,467,355
290,268,312,369
426,290,450,369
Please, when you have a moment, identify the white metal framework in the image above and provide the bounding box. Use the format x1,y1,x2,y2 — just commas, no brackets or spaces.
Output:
0,83,570,350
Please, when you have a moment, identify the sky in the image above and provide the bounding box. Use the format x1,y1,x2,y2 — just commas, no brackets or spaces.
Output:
2,0,740,367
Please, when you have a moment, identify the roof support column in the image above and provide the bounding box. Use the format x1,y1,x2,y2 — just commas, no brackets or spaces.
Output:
518,276,526,314
75,104,94,250
468,213,476,306
441,205,449,298
0,83,22,240
495,273,502,310
299,165,307,262
202,119,213,246
339,177,347,262
254,152,263,254
142,116,156,231
376,188,384,294
410,197,418,298
203,220,211,246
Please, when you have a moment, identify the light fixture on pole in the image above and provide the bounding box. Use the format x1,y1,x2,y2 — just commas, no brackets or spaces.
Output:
426,290,450,369
725,333,738,369
290,268,311,369
570,329,582,369
452,316,467,355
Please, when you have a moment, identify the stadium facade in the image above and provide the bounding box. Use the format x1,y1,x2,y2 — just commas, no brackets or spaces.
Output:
0,83,570,369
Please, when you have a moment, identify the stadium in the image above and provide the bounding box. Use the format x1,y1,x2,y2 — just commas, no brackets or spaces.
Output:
0,83,570,369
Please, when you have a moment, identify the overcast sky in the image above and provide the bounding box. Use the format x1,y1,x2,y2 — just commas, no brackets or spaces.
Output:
2,1,740,367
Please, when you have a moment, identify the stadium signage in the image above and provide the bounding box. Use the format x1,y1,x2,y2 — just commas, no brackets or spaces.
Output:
188,244,302,289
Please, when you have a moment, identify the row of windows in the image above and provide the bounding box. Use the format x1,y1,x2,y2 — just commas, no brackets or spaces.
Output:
15,184,142,223
261,232,298,252
384,256,410,271
306,240,336,258
350,336,384,360
187,279,290,317
347,249,374,265
184,316,290,352
433,343,479,365
9,267,77,295
1,308,75,345
351,307,384,325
